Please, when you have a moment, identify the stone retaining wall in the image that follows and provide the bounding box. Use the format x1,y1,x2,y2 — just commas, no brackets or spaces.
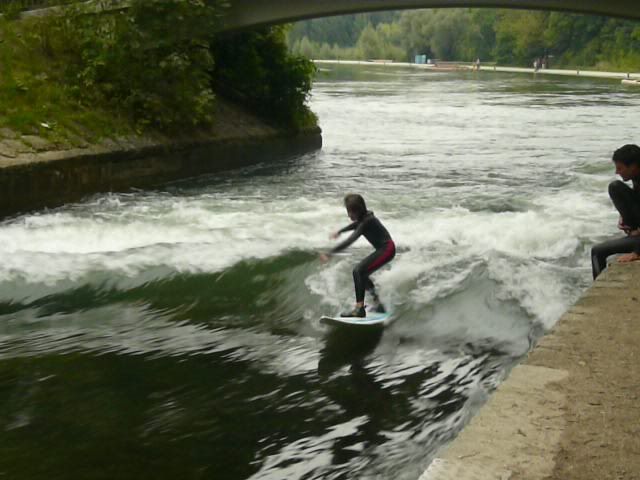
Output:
0,100,322,219
0,133,321,219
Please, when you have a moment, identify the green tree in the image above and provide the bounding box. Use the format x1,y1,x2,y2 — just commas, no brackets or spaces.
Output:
398,10,436,59
469,9,498,61
288,12,400,48
398,10,484,61
288,7,640,71
494,10,548,65
40,0,228,131
431,10,473,60
356,23,383,59
212,26,317,130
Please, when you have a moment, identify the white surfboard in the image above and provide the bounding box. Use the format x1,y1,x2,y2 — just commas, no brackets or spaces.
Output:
320,311,391,327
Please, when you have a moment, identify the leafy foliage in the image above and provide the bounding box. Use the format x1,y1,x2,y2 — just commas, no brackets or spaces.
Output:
37,0,228,131
212,26,317,130
288,12,401,48
0,13,132,142
289,8,640,71
2,0,318,136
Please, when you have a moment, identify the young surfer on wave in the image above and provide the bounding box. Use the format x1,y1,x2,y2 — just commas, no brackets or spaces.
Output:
320,194,396,318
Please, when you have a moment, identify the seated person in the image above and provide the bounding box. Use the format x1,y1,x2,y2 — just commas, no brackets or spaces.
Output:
591,144,640,279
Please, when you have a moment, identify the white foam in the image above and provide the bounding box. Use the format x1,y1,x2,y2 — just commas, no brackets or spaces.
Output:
0,196,347,285
0,182,610,329
1,77,627,332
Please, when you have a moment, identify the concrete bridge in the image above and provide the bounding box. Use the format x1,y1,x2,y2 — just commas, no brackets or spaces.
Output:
11,1,640,30
221,0,640,32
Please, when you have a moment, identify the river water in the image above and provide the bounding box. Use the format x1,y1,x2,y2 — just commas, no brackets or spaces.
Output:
1,66,638,479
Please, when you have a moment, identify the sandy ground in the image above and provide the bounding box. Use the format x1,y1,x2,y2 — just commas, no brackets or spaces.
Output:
422,260,640,480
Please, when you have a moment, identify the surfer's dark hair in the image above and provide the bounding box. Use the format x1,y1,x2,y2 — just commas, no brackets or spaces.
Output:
613,144,640,166
344,194,367,220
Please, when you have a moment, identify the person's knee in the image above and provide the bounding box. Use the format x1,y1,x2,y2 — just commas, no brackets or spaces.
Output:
591,242,607,258
608,180,627,199
590,246,601,260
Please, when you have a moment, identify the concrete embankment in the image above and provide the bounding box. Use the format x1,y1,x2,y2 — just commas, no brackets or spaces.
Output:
314,59,640,82
0,99,322,219
478,65,640,82
421,261,640,480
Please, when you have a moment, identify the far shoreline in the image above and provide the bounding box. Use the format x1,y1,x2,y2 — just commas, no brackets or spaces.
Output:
313,59,640,82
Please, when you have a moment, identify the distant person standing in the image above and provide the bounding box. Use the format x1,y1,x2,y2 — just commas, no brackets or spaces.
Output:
591,144,640,279
475,58,481,71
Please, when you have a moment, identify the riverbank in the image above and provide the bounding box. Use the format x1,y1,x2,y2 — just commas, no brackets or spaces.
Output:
314,59,640,82
0,98,322,219
479,65,640,82
421,260,640,480
0,7,320,220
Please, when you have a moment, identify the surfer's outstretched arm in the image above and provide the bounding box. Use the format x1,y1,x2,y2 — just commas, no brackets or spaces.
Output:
331,221,357,239
330,224,365,254
338,222,358,234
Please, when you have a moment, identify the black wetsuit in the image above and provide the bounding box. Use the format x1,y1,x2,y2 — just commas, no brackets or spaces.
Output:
331,211,396,303
591,178,640,278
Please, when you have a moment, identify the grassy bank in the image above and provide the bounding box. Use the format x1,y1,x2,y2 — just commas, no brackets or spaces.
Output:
0,0,317,149
0,15,137,147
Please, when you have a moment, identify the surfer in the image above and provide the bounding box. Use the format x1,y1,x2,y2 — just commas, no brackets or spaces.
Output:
320,194,396,317
591,144,640,278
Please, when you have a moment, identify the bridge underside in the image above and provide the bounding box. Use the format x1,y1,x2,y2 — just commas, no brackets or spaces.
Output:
221,0,640,32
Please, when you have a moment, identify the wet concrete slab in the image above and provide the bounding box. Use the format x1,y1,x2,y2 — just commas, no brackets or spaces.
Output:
421,261,640,480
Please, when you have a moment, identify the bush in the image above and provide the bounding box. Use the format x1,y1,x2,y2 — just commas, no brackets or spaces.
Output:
212,26,317,131
2,1,318,135
39,0,229,132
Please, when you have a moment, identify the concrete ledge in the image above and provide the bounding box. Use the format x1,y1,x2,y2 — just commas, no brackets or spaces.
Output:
422,364,568,480
0,132,321,219
0,98,322,219
421,261,640,480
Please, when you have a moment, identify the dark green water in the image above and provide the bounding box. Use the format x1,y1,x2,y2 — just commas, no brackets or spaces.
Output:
1,66,638,479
